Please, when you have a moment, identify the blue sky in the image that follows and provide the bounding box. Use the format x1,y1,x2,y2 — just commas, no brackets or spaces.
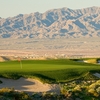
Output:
0,0,100,18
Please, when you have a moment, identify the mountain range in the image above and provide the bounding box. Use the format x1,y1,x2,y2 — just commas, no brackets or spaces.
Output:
0,6,100,39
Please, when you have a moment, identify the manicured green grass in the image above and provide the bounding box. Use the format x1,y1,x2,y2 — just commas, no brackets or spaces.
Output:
0,59,100,83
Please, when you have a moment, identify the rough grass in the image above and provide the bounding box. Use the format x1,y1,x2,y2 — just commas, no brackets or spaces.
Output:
0,59,100,83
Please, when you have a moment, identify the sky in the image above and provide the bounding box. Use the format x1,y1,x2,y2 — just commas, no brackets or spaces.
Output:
0,0,100,18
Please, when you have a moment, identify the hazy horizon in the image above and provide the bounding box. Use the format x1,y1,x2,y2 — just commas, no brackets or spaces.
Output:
0,0,100,18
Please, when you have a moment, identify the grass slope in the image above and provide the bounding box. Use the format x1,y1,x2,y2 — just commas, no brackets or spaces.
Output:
0,59,100,83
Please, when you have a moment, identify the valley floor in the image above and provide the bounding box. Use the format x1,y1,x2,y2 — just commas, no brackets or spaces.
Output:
0,38,100,59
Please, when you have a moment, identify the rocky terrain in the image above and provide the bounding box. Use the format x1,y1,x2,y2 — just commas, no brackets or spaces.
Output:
0,6,100,39
0,7,100,58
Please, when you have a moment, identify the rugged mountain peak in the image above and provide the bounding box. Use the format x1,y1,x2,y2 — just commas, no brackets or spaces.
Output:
0,7,100,38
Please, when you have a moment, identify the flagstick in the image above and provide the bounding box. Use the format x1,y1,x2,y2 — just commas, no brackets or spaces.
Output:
20,60,22,69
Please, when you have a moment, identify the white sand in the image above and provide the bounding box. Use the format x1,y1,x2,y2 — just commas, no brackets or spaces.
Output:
0,77,60,94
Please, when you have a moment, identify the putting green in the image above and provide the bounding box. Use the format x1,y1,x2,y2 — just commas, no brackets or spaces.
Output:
0,59,100,83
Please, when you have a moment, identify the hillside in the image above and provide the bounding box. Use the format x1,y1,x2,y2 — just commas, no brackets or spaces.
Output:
0,6,100,39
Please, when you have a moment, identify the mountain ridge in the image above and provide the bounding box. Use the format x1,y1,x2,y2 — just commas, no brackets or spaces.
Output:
0,6,100,39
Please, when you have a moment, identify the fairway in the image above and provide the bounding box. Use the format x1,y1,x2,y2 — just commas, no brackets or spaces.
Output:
0,59,100,83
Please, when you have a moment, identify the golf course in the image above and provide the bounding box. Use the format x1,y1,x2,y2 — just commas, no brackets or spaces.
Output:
0,59,100,83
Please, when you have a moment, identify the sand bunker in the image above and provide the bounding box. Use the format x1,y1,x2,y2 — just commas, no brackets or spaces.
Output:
0,77,60,94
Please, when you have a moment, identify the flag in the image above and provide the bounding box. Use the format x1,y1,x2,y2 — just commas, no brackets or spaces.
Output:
18,57,21,62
